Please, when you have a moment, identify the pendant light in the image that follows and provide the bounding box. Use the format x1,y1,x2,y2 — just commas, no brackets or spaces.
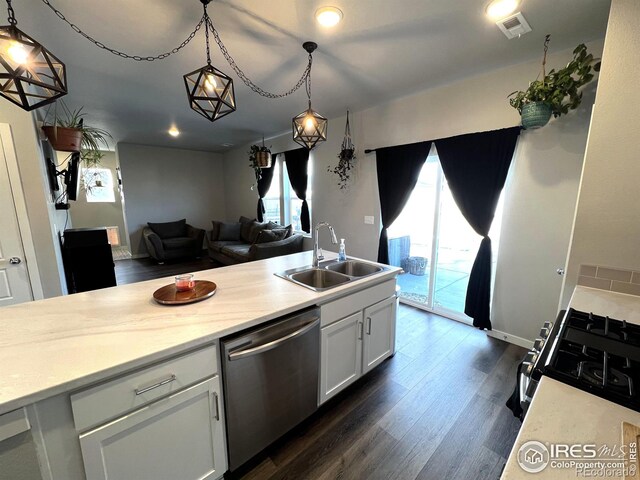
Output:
292,42,327,150
0,0,67,111
183,0,235,122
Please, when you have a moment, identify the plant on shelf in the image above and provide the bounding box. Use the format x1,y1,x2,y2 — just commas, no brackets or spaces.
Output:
42,102,112,166
508,35,601,129
328,110,356,189
248,138,271,183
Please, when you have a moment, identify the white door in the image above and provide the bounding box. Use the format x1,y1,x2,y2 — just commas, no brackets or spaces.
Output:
319,311,363,405
0,134,32,306
363,296,397,374
79,376,227,480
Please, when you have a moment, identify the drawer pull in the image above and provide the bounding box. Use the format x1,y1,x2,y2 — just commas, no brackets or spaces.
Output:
212,392,220,421
134,374,176,396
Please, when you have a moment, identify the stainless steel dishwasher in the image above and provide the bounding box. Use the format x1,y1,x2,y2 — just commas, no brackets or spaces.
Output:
221,307,320,471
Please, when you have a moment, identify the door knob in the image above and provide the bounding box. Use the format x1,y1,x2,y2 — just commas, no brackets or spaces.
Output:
556,268,565,275
9,257,22,265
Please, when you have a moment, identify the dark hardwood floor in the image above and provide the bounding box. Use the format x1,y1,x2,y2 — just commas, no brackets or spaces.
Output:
114,251,217,285
235,305,525,480
113,256,525,479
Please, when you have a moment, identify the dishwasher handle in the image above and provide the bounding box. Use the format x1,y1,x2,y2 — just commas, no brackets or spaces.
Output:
228,318,319,361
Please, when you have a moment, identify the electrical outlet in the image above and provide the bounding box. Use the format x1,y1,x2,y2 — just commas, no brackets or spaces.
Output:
364,216,374,225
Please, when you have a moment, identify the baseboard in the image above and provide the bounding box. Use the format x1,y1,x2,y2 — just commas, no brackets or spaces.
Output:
486,329,533,349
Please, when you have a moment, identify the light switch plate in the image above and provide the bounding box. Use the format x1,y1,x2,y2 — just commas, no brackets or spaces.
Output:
364,216,374,225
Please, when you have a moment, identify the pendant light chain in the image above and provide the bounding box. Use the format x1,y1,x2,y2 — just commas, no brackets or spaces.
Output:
203,3,212,65
208,18,312,99
6,0,16,25
39,0,204,61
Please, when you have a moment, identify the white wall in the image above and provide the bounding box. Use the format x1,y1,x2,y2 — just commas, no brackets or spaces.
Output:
117,143,227,256
223,40,603,343
562,0,640,306
0,102,66,298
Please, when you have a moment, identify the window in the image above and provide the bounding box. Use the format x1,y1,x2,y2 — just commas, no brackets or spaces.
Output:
263,155,309,232
83,168,116,203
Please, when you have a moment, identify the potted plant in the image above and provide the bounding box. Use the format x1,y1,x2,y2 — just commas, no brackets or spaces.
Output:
508,35,601,129
328,111,356,189
248,139,272,182
42,103,112,166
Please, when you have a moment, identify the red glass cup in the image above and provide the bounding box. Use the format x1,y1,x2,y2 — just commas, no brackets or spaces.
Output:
175,274,195,292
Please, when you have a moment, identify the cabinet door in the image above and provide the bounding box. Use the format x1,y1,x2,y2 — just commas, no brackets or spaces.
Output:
362,296,397,374
79,376,226,480
319,311,363,405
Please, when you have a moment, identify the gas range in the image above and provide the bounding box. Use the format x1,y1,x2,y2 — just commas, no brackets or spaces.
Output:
520,308,640,414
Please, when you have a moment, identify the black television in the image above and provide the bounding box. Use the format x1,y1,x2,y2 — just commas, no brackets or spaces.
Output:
45,158,59,193
64,152,80,201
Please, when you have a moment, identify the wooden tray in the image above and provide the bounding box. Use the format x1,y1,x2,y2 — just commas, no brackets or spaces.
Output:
153,280,217,305
623,422,640,479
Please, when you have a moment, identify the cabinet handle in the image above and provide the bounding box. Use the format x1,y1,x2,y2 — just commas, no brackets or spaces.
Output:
134,374,176,395
357,320,363,340
366,317,372,335
212,392,220,421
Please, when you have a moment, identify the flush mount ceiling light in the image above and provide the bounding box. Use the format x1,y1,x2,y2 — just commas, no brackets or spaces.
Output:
183,0,236,122
0,0,67,111
168,126,180,137
292,42,327,150
315,7,343,27
486,0,520,20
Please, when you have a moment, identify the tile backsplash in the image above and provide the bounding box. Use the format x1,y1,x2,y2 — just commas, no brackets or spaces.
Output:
578,264,640,296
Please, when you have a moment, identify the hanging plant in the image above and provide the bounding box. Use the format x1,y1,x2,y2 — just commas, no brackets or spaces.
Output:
248,139,271,188
508,35,601,129
328,110,356,189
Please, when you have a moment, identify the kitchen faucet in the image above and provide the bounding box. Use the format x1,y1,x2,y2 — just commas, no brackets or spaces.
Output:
313,222,338,268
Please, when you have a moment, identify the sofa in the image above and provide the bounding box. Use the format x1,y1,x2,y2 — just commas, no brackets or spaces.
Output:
143,219,205,263
207,216,304,265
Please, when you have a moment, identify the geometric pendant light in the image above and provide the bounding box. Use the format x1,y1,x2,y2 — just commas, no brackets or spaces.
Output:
292,41,327,150
0,0,67,111
183,0,235,122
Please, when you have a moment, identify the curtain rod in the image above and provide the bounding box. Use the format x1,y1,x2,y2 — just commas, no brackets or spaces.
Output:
364,126,523,155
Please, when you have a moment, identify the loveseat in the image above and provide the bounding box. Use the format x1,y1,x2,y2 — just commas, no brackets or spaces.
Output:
207,216,304,265
143,219,205,263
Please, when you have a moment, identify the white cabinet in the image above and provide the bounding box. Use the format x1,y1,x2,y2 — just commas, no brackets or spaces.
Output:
319,280,398,405
79,376,226,480
363,296,397,374
320,311,363,404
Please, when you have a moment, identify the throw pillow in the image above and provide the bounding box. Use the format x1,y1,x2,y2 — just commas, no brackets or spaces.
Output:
148,219,186,239
254,230,279,244
248,221,269,244
218,222,242,241
270,228,289,240
211,220,222,241
282,224,294,238
266,221,283,230
239,216,256,243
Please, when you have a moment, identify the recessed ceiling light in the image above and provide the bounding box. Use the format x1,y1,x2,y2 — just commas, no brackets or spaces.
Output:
168,126,180,137
315,7,343,27
486,0,520,20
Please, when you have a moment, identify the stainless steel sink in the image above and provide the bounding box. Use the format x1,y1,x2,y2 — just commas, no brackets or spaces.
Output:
289,269,351,290
275,258,390,292
325,260,383,277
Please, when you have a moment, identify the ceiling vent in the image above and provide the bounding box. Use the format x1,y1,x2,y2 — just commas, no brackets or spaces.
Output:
496,12,532,39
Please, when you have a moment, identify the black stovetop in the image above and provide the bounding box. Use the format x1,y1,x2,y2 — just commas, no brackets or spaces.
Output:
542,308,640,411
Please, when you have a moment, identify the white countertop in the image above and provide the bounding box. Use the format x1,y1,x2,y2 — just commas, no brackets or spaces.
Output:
502,286,640,479
0,252,399,415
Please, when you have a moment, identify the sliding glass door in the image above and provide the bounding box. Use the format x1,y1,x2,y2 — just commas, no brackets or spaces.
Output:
387,148,503,322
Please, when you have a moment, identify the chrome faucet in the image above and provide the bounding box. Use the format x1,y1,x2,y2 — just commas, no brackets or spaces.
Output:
313,222,338,268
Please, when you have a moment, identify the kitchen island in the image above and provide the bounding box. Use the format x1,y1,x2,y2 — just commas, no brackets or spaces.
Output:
0,251,400,480
502,287,640,479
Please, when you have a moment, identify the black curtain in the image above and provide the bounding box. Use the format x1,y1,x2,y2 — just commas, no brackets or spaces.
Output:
376,141,432,264
435,126,520,330
256,154,278,222
284,148,311,233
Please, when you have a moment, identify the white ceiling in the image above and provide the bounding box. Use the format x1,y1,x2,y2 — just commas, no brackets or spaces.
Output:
18,0,610,152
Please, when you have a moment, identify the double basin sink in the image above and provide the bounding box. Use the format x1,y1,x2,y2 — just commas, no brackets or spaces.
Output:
275,259,388,292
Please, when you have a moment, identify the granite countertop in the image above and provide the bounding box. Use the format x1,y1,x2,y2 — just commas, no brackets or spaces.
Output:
0,251,400,415
502,286,640,479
